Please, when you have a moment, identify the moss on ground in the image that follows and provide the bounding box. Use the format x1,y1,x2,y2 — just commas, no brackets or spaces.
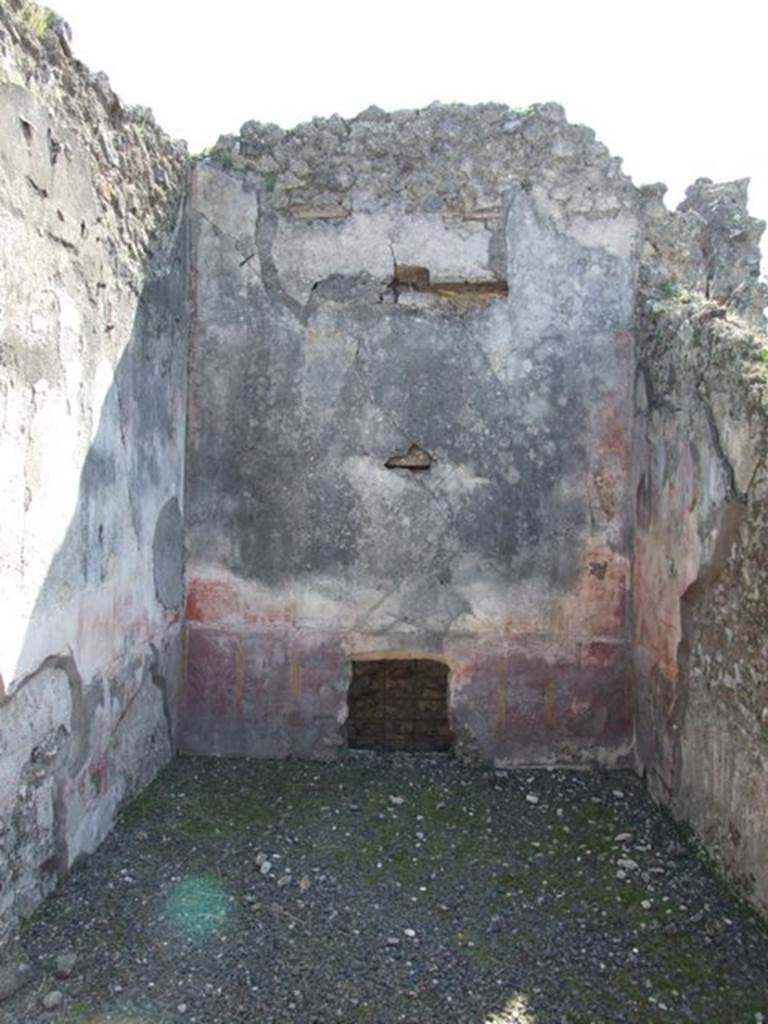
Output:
19,757,768,1023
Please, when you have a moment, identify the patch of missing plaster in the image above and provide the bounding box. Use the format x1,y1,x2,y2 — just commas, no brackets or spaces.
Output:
2,652,88,776
530,185,638,260
673,498,748,747
385,443,433,471
153,497,184,609
2,652,91,880
388,264,508,308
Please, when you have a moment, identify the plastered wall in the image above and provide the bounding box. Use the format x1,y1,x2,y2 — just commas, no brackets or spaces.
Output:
0,2,187,944
180,106,641,765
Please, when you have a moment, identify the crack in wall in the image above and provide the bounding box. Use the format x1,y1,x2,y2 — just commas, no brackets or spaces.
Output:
148,641,174,748
696,381,748,504
254,197,307,324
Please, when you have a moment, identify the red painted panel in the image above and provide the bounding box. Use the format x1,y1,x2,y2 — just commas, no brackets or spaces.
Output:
179,625,632,763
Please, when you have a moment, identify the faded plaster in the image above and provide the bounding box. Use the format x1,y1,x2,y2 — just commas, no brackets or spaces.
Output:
0,0,187,948
181,109,640,766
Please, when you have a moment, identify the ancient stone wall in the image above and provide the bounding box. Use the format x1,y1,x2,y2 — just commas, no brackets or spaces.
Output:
633,181,768,912
180,104,641,765
0,1,187,945
1,0,768,938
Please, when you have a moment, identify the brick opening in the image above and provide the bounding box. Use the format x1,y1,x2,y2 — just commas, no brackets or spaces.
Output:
388,263,508,308
346,658,453,752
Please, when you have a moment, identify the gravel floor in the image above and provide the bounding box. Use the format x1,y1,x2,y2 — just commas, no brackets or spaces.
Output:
4,753,768,1024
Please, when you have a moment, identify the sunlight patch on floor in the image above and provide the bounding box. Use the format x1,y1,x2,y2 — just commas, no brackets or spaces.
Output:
485,992,537,1023
485,992,539,1023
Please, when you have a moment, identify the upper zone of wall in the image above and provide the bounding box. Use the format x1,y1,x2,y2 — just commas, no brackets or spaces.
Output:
0,1,188,947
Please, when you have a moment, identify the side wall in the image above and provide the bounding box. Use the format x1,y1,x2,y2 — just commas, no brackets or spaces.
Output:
634,183,768,911
181,106,641,765
0,3,187,942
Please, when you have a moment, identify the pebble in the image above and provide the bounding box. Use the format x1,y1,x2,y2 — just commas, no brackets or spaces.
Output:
525,794,539,804
389,796,404,806
177,1004,188,1014
404,928,416,938
54,952,77,979
617,858,639,871
614,832,632,842
259,860,272,875
41,990,63,1010
0,961,31,1002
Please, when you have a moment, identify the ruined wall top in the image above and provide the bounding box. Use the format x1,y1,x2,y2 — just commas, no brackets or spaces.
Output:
211,102,641,227
0,0,186,280
640,177,767,326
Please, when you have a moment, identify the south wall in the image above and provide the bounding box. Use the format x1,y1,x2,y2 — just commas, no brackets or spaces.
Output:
180,105,641,764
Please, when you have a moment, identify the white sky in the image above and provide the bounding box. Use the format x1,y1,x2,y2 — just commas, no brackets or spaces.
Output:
52,0,767,261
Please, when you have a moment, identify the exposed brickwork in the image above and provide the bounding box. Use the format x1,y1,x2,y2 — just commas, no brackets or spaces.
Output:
347,660,452,753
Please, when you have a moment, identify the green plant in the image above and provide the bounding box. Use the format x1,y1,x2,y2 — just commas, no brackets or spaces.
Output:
206,148,249,173
27,3,51,39
655,280,691,304
211,149,236,170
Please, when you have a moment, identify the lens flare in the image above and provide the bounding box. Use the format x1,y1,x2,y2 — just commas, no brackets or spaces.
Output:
164,874,231,937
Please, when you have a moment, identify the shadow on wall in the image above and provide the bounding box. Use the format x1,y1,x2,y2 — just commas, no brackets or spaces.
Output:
0,206,189,937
